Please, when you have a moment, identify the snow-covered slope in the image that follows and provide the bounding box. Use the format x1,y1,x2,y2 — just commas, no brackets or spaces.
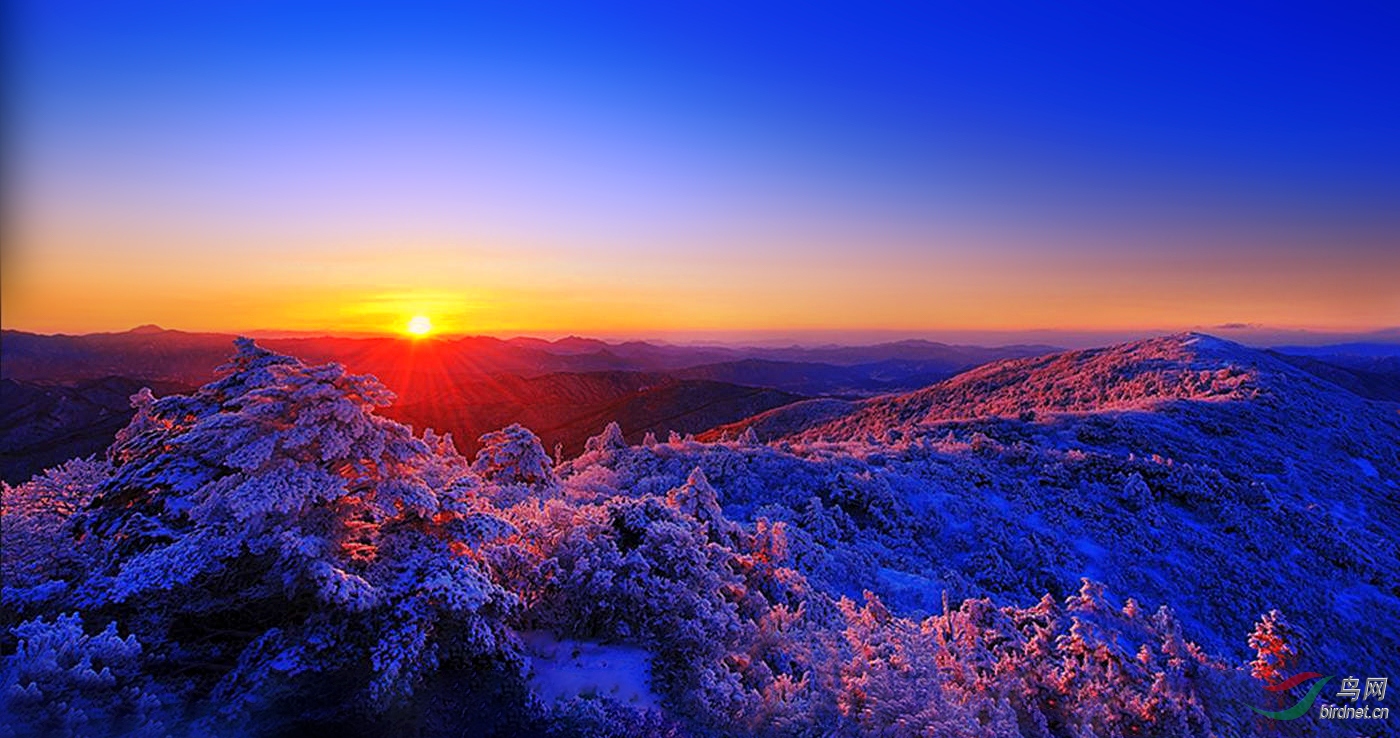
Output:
697,397,859,443
788,333,1264,438
699,333,1400,675
3,334,1396,737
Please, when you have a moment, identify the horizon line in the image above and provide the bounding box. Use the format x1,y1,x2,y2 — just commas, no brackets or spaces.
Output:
4,322,1399,350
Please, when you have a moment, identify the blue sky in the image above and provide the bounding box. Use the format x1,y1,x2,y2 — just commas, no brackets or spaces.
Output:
5,0,1398,338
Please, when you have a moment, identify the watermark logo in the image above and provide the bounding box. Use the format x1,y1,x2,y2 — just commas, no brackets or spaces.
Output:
1318,676,1389,721
1250,672,1331,720
1252,673,1389,722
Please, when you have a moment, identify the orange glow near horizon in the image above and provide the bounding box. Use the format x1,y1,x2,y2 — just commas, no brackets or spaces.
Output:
2,237,1397,340
2,215,1398,340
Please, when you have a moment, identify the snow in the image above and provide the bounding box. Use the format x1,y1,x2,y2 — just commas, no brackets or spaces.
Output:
874,567,942,611
520,631,660,708
3,333,1397,736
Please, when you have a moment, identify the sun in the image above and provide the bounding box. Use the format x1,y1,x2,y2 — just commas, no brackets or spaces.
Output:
405,315,433,337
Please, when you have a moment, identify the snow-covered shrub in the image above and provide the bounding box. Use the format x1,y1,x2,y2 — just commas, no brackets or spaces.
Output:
824,580,1219,737
524,493,743,680
495,466,831,729
1120,472,1153,510
537,697,683,737
1,458,109,607
665,468,740,543
834,593,993,736
1,614,172,738
823,471,905,531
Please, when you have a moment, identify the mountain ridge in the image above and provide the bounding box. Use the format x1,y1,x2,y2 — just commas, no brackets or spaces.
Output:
704,332,1396,443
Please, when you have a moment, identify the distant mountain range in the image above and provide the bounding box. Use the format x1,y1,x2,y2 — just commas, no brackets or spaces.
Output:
0,327,1054,482
0,326,1058,386
384,371,805,458
1270,340,1400,358
3,326,1397,484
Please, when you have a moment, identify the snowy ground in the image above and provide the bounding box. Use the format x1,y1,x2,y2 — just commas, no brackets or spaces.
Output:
520,630,660,708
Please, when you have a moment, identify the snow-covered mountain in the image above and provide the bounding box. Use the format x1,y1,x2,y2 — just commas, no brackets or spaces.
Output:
2,333,1396,736
705,334,1400,668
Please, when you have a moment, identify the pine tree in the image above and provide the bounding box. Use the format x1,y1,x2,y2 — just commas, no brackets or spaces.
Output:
70,339,517,721
473,424,556,487
584,422,628,454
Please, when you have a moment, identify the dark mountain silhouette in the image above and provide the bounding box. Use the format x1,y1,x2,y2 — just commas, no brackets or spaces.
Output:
1267,350,1400,402
1,327,1056,385
0,377,193,483
1271,340,1400,358
384,372,804,458
672,358,955,396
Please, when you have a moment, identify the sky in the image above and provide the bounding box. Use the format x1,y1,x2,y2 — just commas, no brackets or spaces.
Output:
4,0,1398,342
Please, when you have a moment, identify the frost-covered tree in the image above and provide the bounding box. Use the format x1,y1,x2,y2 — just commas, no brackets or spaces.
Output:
473,423,556,487
666,468,741,545
584,421,628,455
61,339,518,727
835,592,976,735
1121,471,1153,510
1,458,109,600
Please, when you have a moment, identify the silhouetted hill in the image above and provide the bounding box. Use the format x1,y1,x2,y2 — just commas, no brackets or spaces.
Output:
547,380,804,451
1267,350,1400,402
386,372,803,457
0,376,193,483
747,338,1059,367
697,398,858,442
672,358,954,396
1271,341,1400,359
